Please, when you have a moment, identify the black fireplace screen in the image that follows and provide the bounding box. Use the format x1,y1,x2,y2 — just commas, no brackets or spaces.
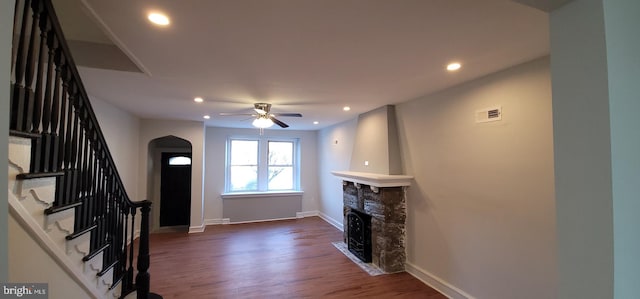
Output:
347,210,372,263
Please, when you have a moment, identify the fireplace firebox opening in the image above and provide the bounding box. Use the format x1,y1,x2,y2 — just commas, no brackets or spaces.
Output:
347,209,372,263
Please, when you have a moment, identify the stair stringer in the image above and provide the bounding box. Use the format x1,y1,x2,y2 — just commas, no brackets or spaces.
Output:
8,192,104,298
8,136,123,299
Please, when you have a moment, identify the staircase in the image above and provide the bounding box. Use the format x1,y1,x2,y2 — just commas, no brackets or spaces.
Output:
9,136,124,298
8,0,158,298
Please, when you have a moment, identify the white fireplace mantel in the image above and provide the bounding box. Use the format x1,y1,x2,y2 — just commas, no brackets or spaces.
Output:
331,171,413,189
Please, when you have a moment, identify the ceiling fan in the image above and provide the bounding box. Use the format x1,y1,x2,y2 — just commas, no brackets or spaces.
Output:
219,103,302,128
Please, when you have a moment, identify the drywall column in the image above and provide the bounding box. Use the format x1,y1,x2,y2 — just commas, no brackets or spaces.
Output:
602,0,640,297
551,1,612,297
0,0,16,282
551,0,640,298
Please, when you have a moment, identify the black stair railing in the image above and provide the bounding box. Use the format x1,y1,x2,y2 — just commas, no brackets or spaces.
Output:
10,0,156,298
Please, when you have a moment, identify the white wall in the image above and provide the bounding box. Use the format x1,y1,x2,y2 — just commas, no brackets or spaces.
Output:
90,95,141,200
1,0,15,281
316,118,357,227
395,57,556,299
204,127,318,223
139,119,205,230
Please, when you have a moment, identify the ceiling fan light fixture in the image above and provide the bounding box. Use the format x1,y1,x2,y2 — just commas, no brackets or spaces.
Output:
253,116,274,128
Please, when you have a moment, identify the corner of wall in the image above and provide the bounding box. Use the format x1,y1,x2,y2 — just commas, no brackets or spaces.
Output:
0,0,16,282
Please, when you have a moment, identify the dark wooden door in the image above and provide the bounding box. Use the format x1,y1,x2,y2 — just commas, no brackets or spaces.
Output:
160,152,192,227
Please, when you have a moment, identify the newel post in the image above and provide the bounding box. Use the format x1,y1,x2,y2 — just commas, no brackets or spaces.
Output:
135,201,151,299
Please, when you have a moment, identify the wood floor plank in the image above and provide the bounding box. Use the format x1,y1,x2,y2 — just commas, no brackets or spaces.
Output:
146,217,446,298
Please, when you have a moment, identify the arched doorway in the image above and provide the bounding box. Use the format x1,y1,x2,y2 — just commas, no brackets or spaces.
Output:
148,136,192,231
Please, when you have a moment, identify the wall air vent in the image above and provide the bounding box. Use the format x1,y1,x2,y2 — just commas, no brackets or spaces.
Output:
475,106,502,123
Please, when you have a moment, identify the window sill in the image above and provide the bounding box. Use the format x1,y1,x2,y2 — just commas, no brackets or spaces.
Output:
221,190,304,199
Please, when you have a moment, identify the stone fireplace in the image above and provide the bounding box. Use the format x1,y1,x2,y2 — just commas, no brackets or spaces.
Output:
333,171,412,273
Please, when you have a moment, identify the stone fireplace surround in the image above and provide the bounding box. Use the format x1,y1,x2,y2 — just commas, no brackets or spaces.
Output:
332,171,412,273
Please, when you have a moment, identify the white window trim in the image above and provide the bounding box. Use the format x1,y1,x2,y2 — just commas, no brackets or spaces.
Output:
221,190,304,199
225,135,300,193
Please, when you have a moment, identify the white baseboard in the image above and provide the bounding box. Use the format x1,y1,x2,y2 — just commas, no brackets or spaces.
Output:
204,218,231,225
188,224,205,233
318,212,343,231
405,262,475,299
189,218,231,233
228,216,299,225
296,211,319,218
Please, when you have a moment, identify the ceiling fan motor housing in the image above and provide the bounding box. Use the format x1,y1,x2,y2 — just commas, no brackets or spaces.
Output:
254,103,272,114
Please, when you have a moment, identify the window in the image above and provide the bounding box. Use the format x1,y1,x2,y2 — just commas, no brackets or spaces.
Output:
226,137,299,192
267,141,294,190
168,156,191,166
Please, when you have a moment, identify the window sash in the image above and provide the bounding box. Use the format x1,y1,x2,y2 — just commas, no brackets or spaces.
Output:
226,137,299,192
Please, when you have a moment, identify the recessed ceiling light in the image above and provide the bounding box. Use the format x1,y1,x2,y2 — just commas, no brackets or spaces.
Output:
148,12,170,26
194,97,203,103
343,106,351,111
447,62,462,71
313,121,319,125
203,115,210,119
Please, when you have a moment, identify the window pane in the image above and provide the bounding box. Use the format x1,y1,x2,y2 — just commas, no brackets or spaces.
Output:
268,167,293,190
231,140,258,165
230,166,258,191
268,141,293,165
168,156,191,165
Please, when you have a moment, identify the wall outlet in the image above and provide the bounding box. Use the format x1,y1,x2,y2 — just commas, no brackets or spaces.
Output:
364,161,369,166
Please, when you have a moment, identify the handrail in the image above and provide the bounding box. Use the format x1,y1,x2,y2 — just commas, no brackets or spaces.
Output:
10,0,156,298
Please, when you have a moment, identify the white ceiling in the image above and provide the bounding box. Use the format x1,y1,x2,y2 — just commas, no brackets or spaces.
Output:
54,0,550,130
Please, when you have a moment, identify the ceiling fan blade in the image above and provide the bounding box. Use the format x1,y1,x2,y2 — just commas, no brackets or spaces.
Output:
270,116,289,128
219,112,255,116
271,113,302,117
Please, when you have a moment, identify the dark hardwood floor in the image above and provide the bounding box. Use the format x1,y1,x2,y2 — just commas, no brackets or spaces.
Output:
146,217,445,298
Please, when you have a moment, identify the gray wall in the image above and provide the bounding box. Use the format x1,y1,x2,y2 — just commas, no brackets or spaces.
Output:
1,0,15,282
396,57,556,299
317,119,357,227
349,105,402,174
138,119,206,231
89,95,141,200
552,0,640,297
551,1,613,297
222,194,303,223
318,57,557,298
603,0,640,296
149,138,191,231
205,127,319,223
